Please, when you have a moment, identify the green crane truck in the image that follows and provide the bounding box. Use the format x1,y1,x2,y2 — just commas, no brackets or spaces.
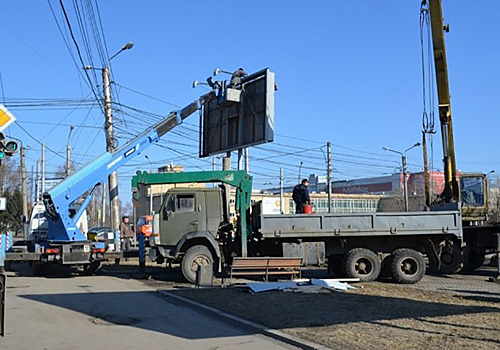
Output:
132,170,466,284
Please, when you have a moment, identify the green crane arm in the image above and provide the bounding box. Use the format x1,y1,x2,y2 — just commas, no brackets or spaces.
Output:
131,170,253,256
427,0,459,202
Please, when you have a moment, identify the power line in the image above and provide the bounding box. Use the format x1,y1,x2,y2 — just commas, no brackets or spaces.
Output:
17,120,101,129
114,83,182,109
57,0,103,110
15,121,83,165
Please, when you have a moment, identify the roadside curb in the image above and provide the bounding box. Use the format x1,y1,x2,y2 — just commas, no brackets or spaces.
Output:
157,290,331,350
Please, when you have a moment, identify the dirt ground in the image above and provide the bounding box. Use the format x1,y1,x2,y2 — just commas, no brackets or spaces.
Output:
161,270,500,350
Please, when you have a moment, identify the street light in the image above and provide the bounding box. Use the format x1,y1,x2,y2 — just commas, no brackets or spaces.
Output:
109,42,134,61
83,42,134,235
382,142,421,212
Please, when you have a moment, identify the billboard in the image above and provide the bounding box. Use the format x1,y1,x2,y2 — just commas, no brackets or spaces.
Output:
200,68,275,157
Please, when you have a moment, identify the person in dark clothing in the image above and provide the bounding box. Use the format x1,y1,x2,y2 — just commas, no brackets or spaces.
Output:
228,68,247,88
292,179,310,214
120,216,134,252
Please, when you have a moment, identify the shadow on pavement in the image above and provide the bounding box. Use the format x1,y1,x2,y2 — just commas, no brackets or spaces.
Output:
20,290,258,340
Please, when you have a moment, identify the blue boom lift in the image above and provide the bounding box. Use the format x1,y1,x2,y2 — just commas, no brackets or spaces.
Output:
6,96,204,275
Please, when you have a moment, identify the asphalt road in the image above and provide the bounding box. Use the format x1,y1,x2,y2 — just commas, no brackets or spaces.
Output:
1,268,296,350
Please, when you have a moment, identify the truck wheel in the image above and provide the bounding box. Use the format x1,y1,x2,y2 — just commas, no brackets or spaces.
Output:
390,248,426,284
342,248,381,282
181,245,214,284
463,253,485,272
439,243,464,274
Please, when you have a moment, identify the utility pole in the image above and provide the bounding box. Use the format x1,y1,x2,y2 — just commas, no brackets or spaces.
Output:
35,160,40,201
29,164,34,207
383,142,421,212
298,161,303,183
145,155,154,214
41,143,46,195
65,143,71,177
280,168,284,214
20,146,28,239
402,154,409,212
101,182,107,226
327,142,332,213
102,67,121,233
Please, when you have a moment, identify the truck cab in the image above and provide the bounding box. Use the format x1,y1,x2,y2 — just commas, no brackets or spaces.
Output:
152,187,228,283
459,173,488,223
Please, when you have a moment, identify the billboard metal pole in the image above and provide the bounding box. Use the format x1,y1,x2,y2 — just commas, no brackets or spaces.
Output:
245,148,249,173
237,149,243,170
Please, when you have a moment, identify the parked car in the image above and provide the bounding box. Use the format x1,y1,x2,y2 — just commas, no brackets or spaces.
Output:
87,226,114,242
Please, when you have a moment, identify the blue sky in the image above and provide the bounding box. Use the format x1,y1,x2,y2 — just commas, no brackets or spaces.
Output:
1,0,499,203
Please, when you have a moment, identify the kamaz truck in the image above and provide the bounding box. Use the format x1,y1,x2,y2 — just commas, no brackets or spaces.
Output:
132,170,468,284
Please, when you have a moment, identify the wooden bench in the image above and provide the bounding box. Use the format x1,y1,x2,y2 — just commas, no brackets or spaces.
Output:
229,257,302,282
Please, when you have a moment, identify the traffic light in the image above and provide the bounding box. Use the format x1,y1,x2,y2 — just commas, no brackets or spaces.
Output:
4,140,18,156
0,133,6,160
0,132,18,162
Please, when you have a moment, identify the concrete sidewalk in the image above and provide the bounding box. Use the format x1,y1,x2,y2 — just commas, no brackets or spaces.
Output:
1,271,297,350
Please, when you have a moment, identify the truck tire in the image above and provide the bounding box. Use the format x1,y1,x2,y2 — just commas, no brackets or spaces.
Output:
462,253,485,272
390,248,426,284
438,243,464,274
181,245,214,284
342,248,381,282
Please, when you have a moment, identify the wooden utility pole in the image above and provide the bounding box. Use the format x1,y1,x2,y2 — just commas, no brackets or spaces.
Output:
102,67,121,233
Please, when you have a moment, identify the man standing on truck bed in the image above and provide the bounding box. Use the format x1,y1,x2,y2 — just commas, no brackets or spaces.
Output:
292,179,310,214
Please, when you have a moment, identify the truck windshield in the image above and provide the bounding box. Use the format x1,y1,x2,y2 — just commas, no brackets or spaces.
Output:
460,176,484,206
161,195,175,213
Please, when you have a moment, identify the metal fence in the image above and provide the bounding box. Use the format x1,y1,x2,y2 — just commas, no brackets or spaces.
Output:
290,197,379,214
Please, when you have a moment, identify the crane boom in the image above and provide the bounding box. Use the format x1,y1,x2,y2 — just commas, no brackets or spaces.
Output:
427,0,459,202
42,99,202,243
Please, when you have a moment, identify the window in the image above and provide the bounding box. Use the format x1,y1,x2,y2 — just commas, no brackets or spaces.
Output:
177,194,195,212
460,176,484,206
165,195,175,212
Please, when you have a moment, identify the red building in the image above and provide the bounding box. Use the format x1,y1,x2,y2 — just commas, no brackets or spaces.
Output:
331,171,446,197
